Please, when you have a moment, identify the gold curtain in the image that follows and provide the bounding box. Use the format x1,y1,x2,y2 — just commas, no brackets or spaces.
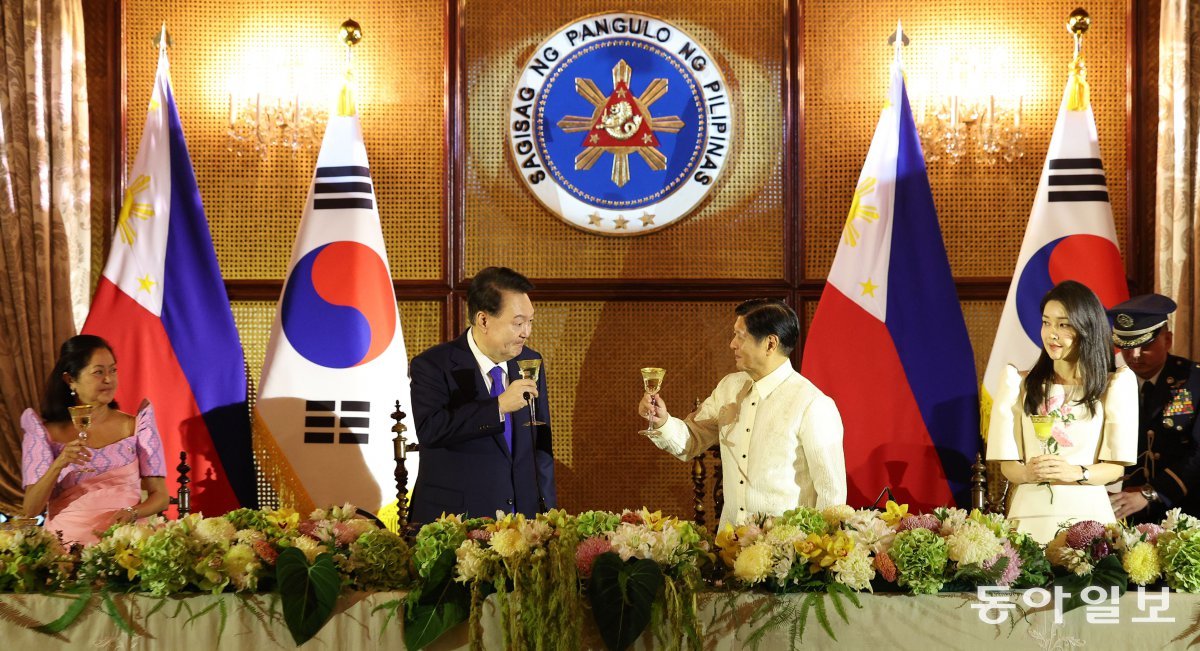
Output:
0,0,90,514
1157,0,1200,357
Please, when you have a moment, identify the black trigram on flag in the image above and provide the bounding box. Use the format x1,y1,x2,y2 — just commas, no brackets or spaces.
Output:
313,165,374,211
303,400,370,444
1047,158,1109,203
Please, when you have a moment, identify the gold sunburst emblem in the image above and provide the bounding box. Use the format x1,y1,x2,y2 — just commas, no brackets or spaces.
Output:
117,175,154,245
556,60,684,187
842,177,880,247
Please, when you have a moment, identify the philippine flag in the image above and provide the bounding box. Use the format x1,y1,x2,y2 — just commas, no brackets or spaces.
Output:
802,29,980,510
255,80,416,515
81,45,257,513
980,53,1128,439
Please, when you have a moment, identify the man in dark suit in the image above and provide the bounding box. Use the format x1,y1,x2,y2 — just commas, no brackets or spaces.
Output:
1107,294,1200,523
408,267,556,523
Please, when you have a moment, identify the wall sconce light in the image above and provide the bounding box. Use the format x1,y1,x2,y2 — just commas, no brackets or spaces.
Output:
226,52,328,158
913,48,1026,165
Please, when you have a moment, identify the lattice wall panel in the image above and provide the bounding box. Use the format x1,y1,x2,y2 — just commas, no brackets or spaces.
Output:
462,2,786,279
804,0,1129,279
523,301,740,516
125,1,444,280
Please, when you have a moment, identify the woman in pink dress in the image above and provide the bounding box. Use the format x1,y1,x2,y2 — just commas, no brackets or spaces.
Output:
21,335,168,545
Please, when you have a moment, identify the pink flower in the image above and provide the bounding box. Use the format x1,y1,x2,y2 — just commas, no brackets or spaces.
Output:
575,536,612,578
252,540,279,566
1051,427,1073,448
899,514,941,533
1066,520,1105,549
874,551,898,583
467,528,493,542
1135,523,1164,543
298,521,321,540
620,512,643,525
983,540,1022,586
1041,395,1063,416
333,522,358,546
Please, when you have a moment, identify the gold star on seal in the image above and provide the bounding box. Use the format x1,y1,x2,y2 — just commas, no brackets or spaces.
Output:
137,274,157,294
639,212,656,226
613,216,629,229
588,212,604,227
859,278,879,297
589,134,599,144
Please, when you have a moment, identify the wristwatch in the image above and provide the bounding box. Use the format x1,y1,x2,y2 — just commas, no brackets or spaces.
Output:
1076,466,1089,484
1140,486,1159,503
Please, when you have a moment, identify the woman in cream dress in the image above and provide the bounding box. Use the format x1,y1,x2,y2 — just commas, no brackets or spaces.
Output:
986,281,1138,544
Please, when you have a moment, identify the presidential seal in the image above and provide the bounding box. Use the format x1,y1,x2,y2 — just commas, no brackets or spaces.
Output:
509,13,732,236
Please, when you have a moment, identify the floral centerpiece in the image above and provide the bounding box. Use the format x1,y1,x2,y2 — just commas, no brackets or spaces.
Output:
78,504,408,596
718,503,1047,596
0,523,75,592
573,508,712,651
405,511,580,651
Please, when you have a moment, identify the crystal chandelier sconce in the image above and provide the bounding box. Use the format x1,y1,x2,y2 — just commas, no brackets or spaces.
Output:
913,52,1026,166
227,91,327,158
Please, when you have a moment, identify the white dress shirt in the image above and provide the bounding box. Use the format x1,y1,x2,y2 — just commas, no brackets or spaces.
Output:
467,328,506,423
645,361,847,525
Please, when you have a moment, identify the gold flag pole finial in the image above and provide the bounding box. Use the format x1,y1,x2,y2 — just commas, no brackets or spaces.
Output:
1065,8,1091,111
337,19,363,117
153,23,172,51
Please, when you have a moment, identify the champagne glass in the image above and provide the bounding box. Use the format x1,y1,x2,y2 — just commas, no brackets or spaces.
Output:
639,367,666,436
1030,415,1054,454
517,359,545,426
67,404,96,473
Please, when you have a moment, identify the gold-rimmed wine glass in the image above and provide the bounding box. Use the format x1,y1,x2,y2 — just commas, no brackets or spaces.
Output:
517,359,545,427
639,367,666,436
67,404,96,473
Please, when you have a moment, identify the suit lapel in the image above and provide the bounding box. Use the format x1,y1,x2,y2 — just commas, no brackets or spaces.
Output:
451,331,513,460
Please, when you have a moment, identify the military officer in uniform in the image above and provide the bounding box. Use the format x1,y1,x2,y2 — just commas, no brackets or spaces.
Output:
1107,294,1200,523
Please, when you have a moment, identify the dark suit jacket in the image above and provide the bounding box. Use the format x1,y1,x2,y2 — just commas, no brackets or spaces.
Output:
1125,354,1200,522
408,330,556,523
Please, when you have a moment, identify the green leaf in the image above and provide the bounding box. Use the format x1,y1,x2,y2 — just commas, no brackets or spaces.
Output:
1052,555,1129,615
276,548,341,646
35,589,92,634
402,549,470,651
588,552,664,651
372,598,404,633
100,591,136,637
810,592,836,641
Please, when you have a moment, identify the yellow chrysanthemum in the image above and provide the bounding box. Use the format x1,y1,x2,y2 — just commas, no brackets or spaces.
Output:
822,504,855,527
489,528,529,558
1123,542,1162,586
733,542,773,583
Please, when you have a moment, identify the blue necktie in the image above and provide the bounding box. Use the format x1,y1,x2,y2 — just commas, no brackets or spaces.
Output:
488,366,512,452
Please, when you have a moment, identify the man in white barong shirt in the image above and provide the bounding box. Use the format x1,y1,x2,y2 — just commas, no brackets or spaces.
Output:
639,299,847,525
